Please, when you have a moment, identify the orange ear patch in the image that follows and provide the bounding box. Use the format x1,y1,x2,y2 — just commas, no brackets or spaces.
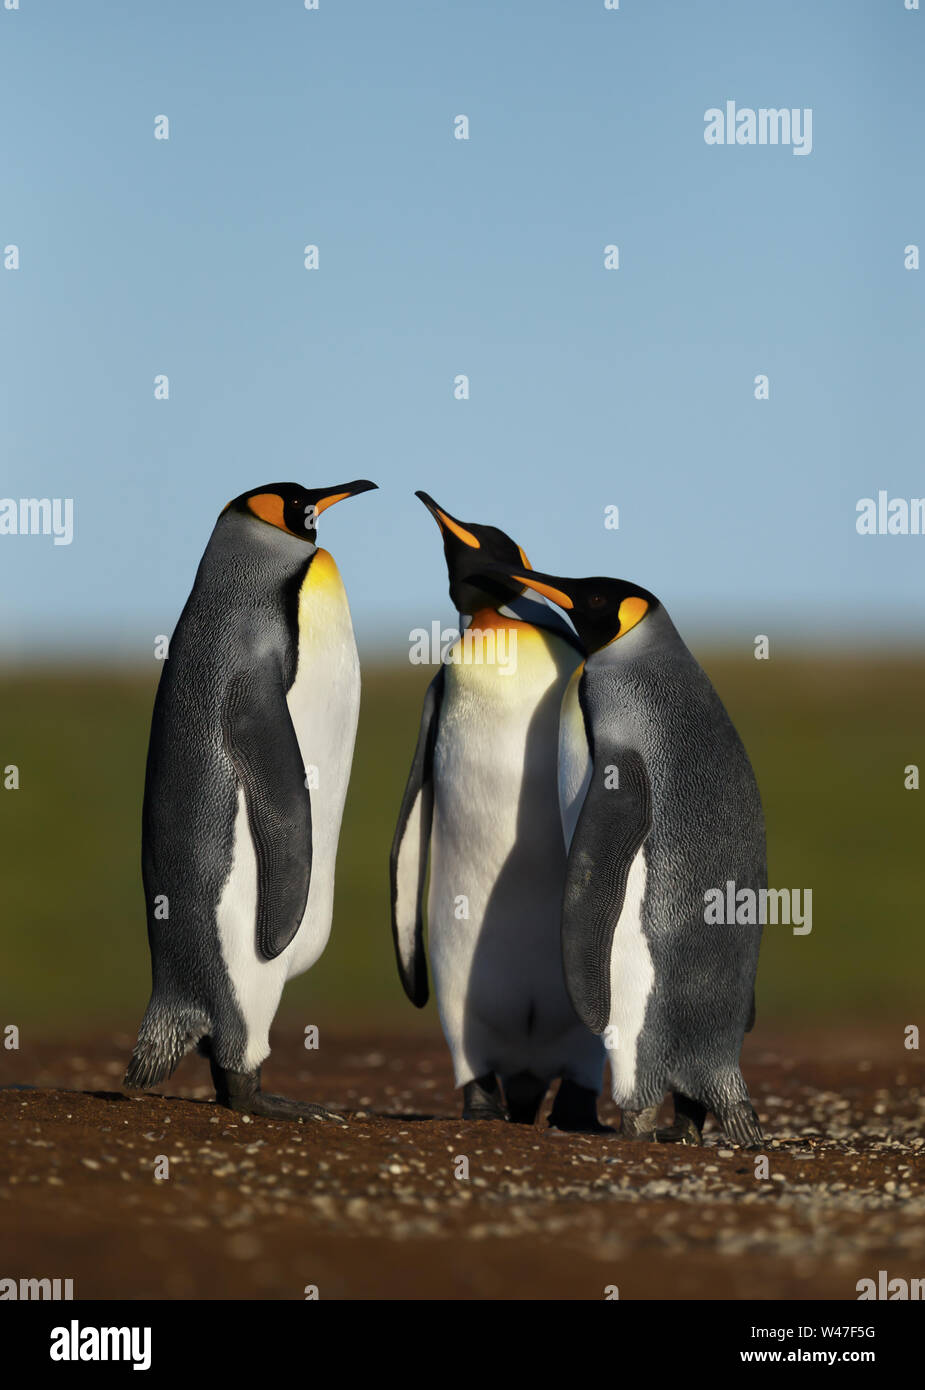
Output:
247,493,287,530
617,596,648,636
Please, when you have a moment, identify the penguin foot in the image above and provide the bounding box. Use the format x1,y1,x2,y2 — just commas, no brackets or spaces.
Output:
548,1079,611,1133
717,1099,763,1149
655,1092,706,1145
243,1092,345,1123
654,1117,702,1145
210,1062,346,1124
618,1104,661,1141
462,1073,508,1121
502,1071,548,1125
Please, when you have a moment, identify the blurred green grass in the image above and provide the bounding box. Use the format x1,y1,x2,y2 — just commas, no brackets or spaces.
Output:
0,655,921,1037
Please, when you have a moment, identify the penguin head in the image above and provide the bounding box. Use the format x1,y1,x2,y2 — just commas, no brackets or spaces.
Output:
471,565,659,654
223,480,377,544
415,490,532,615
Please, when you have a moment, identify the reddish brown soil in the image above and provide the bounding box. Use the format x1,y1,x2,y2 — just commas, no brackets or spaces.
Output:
0,1026,921,1300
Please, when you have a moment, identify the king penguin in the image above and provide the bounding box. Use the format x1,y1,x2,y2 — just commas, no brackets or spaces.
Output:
470,562,766,1147
125,479,377,1118
390,493,607,1128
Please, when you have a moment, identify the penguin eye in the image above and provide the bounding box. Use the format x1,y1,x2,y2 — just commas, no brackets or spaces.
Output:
588,594,606,609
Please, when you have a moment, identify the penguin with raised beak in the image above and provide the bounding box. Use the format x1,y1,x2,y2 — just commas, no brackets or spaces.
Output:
390,494,606,1129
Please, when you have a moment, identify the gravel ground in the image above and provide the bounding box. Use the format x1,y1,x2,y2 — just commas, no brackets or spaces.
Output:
0,1026,921,1300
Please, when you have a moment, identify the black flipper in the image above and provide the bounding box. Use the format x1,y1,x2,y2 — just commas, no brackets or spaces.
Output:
389,667,444,1006
562,696,652,1034
222,670,312,961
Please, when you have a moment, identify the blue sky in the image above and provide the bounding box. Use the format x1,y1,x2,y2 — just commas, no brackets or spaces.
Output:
1,0,922,658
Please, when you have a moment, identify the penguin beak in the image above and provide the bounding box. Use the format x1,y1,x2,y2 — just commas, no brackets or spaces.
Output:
415,491,481,549
312,479,378,514
474,565,575,611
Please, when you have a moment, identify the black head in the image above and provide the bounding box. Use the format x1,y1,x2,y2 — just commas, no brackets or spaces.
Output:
223,480,377,544
415,490,532,614
470,564,659,654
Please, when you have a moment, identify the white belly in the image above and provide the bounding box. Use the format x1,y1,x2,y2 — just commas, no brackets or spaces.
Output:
604,847,654,1105
284,548,360,975
427,617,603,1088
216,548,360,1067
